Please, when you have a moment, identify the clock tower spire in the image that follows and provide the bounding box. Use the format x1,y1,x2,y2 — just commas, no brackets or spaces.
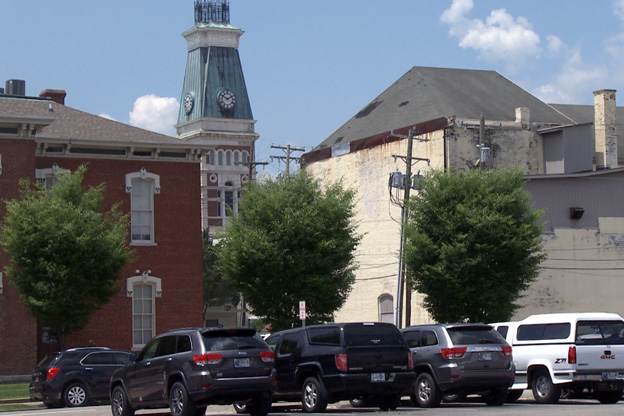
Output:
176,0,258,232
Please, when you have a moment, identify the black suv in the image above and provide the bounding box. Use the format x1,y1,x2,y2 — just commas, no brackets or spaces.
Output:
29,347,130,408
400,323,514,407
110,327,276,416
264,322,414,412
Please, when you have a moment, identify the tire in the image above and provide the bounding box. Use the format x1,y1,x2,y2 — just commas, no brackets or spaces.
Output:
169,381,197,416
63,382,88,407
111,385,135,416
233,402,249,413
301,377,328,413
506,389,524,403
443,392,466,403
531,369,561,404
247,395,272,416
414,373,442,408
349,397,369,408
484,388,508,406
595,390,622,404
379,394,401,411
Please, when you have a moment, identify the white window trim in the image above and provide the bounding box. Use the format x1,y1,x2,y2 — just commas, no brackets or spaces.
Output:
127,272,161,350
125,168,160,194
35,163,69,184
126,168,160,246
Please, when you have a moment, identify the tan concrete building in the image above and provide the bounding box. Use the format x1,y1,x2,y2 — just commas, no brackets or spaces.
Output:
301,67,624,325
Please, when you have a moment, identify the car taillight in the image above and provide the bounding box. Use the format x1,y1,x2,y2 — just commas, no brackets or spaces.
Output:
501,345,512,357
260,350,275,363
335,353,348,372
568,345,576,364
193,353,222,365
408,352,414,370
440,347,467,359
47,367,60,380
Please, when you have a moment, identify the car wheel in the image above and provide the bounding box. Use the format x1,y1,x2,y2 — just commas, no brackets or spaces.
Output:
506,389,524,403
169,381,197,416
63,382,88,407
111,385,135,416
301,376,328,413
379,394,401,411
233,402,249,413
531,369,561,404
484,388,508,406
415,373,442,408
595,390,622,404
247,395,272,416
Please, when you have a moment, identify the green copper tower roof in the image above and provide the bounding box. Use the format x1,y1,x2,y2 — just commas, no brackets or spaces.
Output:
177,0,253,126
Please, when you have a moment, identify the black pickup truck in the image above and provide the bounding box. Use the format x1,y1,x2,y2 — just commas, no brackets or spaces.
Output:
263,322,414,412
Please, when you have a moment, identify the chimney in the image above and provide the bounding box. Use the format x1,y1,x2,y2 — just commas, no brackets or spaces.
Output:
515,107,530,126
5,79,25,96
39,89,66,105
594,89,617,169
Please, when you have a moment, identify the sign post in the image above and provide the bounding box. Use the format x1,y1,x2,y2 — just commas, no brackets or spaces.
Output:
299,300,306,328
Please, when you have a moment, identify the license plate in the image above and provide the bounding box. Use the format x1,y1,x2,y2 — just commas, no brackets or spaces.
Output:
478,353,492,361
371,373,385,382
602,372,621,380
234,358,250,368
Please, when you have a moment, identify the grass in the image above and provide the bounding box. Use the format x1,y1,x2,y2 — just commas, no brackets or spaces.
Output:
0,383,29,400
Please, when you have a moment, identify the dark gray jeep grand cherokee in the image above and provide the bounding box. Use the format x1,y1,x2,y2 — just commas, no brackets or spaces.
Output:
110,327,276,416
265,322,414,412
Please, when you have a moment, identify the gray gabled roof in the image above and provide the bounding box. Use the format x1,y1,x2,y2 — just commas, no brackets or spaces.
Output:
316,66,576,150
0,95,185,145
550,103,624,125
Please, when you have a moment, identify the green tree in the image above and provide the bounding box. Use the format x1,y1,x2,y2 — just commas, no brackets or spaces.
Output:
217,171,361,331
1,164,133,349
202,228,240,315
403,168,546,323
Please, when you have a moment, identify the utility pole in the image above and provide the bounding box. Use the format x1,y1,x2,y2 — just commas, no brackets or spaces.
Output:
270,144,305,175
390,128,429,328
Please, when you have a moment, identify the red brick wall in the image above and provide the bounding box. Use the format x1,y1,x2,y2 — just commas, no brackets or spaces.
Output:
0,138,38,375
0,153,204,375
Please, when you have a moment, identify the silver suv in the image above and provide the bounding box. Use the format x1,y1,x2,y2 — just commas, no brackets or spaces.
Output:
110,327,276,416
401,323,514,407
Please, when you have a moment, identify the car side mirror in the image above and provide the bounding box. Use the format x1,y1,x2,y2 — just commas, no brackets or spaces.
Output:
129,352,137,362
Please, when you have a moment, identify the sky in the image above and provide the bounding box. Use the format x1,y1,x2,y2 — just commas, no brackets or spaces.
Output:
2,0,624,176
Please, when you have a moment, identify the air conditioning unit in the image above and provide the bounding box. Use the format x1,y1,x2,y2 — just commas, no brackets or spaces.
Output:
6,79,25,96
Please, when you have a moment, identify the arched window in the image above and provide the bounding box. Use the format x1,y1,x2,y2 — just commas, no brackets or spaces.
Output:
234,151,240,164
218,150,224,165
224,181,234,217
379,294,394,323
242,151,249,164
226,150,232,166
208,150,216,165
127,272,162,348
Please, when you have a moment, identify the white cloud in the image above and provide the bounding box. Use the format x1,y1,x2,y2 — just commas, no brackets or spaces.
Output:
546,35,563,54
441,0,541,71
99,113,115,121
615,0,624,23
129,95,179,136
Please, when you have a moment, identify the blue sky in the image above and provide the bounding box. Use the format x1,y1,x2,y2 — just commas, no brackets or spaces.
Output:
2,0,624,176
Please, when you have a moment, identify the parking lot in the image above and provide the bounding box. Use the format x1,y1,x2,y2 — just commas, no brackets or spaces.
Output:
2,398,624,416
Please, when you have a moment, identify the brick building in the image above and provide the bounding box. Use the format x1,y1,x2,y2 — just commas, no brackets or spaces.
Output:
0,87,210,376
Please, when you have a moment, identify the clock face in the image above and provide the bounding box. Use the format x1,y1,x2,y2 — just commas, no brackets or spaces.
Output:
217,89,236,111
183,92,194,114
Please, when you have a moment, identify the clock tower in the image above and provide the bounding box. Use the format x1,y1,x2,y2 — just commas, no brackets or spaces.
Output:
176,0,258,232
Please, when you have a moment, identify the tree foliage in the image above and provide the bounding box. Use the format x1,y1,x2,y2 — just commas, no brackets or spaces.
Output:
1,165,133,348
202,228,240,313
403,168,546,323
216,171,361,331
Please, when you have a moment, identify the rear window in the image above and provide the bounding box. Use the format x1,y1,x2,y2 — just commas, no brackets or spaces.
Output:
36,353,60,368
308,326,340,346
447,327,505,345
343,323,404,347
576,321,624,345
202,331,267,352
517,323,571,341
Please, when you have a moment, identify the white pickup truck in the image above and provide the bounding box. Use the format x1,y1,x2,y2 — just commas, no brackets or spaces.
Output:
491,312,624,404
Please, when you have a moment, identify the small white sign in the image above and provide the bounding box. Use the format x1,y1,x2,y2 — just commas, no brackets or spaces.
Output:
299,301,306,320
